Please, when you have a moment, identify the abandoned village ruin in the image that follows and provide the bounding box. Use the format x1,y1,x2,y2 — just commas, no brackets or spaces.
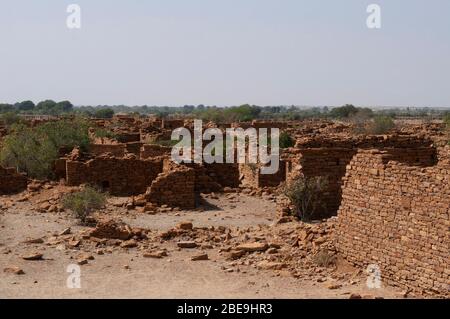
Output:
0,114,448,297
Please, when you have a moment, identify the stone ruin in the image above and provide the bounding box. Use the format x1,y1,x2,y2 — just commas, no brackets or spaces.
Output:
283,135,437,218
0,165,28,194
1,116,447,296
65,154,164,196
336,146,449,296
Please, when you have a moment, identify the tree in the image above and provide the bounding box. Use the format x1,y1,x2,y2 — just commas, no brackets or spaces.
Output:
0,118,90,179
35,100,74,115
444,113,450,128
55,100,74,113
36,100,57,113
329,104,359,118
14,100,35,111
94,108,115,119
0,103,14,113
0,112,22,126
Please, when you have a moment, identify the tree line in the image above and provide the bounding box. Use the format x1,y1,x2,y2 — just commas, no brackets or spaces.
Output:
1,100,449,122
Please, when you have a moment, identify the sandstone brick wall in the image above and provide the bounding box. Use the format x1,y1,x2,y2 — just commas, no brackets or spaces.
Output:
161,119,185,130
117,132,141,143
250,120,288,130
257,160,287,187
125,142,143,156
204,163,240,188
66,156,163,196
141,131,172,144
336,149,449,296
287,148,357,217
0,166,28,194
180,162,239,193
145,165,195,209
239,164,258,188
53,158,67,180
140,144,172,159
240,162,287,188
284,139,437,217
90,144,126,157
296,135,434,149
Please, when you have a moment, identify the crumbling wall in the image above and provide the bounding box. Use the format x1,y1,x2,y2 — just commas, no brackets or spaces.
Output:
140,144,172,159
66,155,163,196
0,166,28,194
239,162,287,188
117,132,141,143
125,142,143,156
53,158,67,180
285,136,437,218
251,120,288,130
256,160,287,187
287,148,357,217
90,144,126,157
161,119,185,130
336,149,449,296
204,163,240,188
145,165,195,209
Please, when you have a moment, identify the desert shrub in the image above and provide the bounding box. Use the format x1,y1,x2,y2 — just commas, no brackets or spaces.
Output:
0,112,23,126
62,186,106,224
279,132,295,148
367,115,395,135
93,128,118,140
94,108,114,119
283,176,328,221
312,249,337,268
444,114,450,128
0,118,90,179
349,110,373,134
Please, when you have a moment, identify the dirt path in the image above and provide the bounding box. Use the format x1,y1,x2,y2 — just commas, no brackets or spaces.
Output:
0,190,402,299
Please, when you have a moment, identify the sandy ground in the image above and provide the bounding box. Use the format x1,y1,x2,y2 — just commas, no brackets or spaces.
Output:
0,190,403,299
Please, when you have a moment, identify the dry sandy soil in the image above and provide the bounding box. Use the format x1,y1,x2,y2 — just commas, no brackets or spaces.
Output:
0,188,404,299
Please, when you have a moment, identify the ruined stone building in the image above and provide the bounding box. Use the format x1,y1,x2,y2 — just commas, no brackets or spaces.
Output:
0,165,27,194
336,146,449,296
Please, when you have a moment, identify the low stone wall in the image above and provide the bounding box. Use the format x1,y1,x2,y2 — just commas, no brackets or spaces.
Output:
145,165,195,209
0,166,28,194
336,149,449,296
66,156,163,196
125,142,143,157
204,163,240,188
90,144,126,157
239,162,287,188
285,143,437,218
161,119,185,130
140,144,172,159
117,132,141,143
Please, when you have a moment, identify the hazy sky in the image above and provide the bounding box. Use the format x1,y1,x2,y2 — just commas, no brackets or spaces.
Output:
1,0,449,107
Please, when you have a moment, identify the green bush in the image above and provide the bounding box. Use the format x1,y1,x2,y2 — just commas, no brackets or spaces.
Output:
94,108,114,119
444,114,450,128
0,112,23,126
279,132,295,149
62,186,106,224
93,128,118,139
0,118,90,179
367,115,395,135
283,176,328,221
